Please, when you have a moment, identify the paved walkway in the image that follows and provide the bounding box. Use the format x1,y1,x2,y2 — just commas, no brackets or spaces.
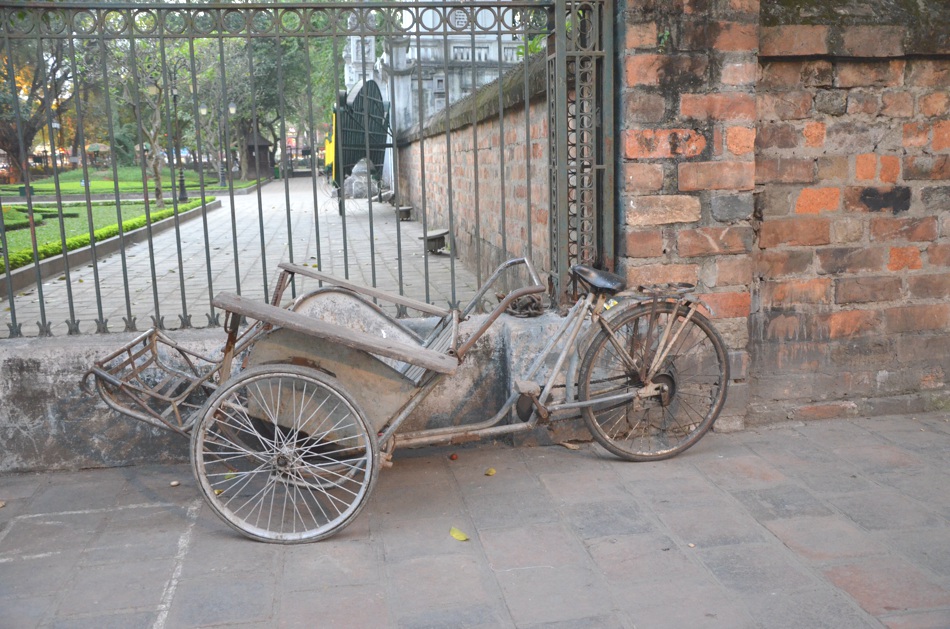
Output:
3,412,950,628
1,177,479,337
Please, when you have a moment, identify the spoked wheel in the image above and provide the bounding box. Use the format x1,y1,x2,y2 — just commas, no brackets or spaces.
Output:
579,302,728,461
191,365,378,543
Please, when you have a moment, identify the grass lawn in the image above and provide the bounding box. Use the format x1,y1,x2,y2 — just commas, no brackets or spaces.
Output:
1,197,212,274
1,165,255,196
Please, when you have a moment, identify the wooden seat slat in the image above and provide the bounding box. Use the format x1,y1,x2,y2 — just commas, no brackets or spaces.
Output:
212,292,458,375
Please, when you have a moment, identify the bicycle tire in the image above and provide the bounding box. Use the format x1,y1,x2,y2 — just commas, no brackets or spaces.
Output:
191,364,378,543
578,301,728,461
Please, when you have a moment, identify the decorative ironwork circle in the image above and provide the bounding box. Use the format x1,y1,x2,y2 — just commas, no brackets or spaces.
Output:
42,9,68,35
250,9,275,34
163,10,188,36
222,9,246,34
72,10,98,35
133,10,157,35
280,9,303,33
419,7,444,32
192,10,215,35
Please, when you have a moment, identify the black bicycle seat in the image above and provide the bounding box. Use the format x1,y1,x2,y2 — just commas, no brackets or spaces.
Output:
571,264,627,294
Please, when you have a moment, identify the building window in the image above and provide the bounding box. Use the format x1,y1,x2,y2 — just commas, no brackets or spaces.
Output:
452,46,470,61
474,46,489,61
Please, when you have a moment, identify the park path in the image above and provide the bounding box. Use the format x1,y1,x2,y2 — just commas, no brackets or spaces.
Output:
0,177,478,337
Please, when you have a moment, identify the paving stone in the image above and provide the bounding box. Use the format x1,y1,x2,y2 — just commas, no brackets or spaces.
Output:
732,484,835,521
463,489,560,530
828,489,946,531
744,587,878,629
617,578,756,628
494,565,611,627
279,583,391,629
562,499,655,539
823,556,950,617
697,543,816,595
657,506,767,548
765,516,889,562
166,576,277,627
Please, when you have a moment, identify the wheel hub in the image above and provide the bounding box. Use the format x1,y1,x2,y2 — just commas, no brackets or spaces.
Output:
653,373,676,407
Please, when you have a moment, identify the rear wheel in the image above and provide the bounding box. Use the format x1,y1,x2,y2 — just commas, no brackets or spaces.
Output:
578,302,728,461
191,365,377,543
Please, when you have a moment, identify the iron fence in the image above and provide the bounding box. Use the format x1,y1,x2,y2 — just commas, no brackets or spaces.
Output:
0,0,611,338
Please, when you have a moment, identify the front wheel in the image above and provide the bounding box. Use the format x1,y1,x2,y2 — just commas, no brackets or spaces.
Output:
578,302,729,461
191,365,378,543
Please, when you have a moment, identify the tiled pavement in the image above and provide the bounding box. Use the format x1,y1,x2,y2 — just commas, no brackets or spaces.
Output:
1,177,479,337
3,412,950,628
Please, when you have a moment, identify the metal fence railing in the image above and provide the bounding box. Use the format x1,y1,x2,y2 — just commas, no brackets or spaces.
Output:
0,1,611,338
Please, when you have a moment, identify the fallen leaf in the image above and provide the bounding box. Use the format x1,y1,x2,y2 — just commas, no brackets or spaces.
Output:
559,442,581,450
449,527,469,542
214,489,224,496
224,472,237,481
485,468,496,476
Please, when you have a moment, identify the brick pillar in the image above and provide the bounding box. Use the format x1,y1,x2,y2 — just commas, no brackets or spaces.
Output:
620,0,758,428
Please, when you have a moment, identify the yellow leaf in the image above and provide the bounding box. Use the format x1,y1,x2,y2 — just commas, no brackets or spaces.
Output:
224,472,237,481
449,527,469,542
214,489,224,496
559,442,581,450
485,468,496,476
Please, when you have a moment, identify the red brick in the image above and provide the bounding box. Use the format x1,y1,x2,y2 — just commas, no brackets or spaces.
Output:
726,126,755,155
759,61,807,89
623,229,664,257
903,155,950,180
721,61,757,86
756,123,799,150
908,274,950,300
879,155,900,184
796,402,860,421
841,26,906,57
700,291,751,319
906,59,950,87
881,92,913,118
625,54,708,86
623,128,707,159
835,277,902,304
755,157,815,184
919,92,950,117
623,162,664,193
885,304,950,333
816,247,885,274
888,246,923,271
836,61,905,88
678,161,754,191
847,92,881,116
680,93,755,121
626,195,701,226
820,310,881,339
715,256,753,285
677,226,754,257
818,157,848,181
903,122,930,148
760,218,831,248
758,92,813,121
625,263,699,288
855,154,876,181
934,121,950,152
929,243,950,266
624,91,667,123
762,278,833,306
713,22,757,52
803,122,825,148
760,25,828,56
843,186,912,213
626,22,657,49
795,187,840,214
870,216,938,242
755,250,814,277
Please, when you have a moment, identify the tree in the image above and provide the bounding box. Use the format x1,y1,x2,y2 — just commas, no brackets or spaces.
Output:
0,34,74,183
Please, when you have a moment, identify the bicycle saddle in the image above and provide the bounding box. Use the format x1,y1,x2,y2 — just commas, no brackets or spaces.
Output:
571,264,627,294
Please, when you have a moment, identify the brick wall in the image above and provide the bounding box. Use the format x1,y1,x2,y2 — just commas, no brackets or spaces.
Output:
620,0,760,428
753,19,950,423
398,97,551,280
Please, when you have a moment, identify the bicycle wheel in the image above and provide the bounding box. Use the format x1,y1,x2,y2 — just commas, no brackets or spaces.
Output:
579,302,728,461
191,364,378,543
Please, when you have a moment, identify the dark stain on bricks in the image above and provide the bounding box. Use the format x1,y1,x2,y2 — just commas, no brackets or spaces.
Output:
859,186,911,214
